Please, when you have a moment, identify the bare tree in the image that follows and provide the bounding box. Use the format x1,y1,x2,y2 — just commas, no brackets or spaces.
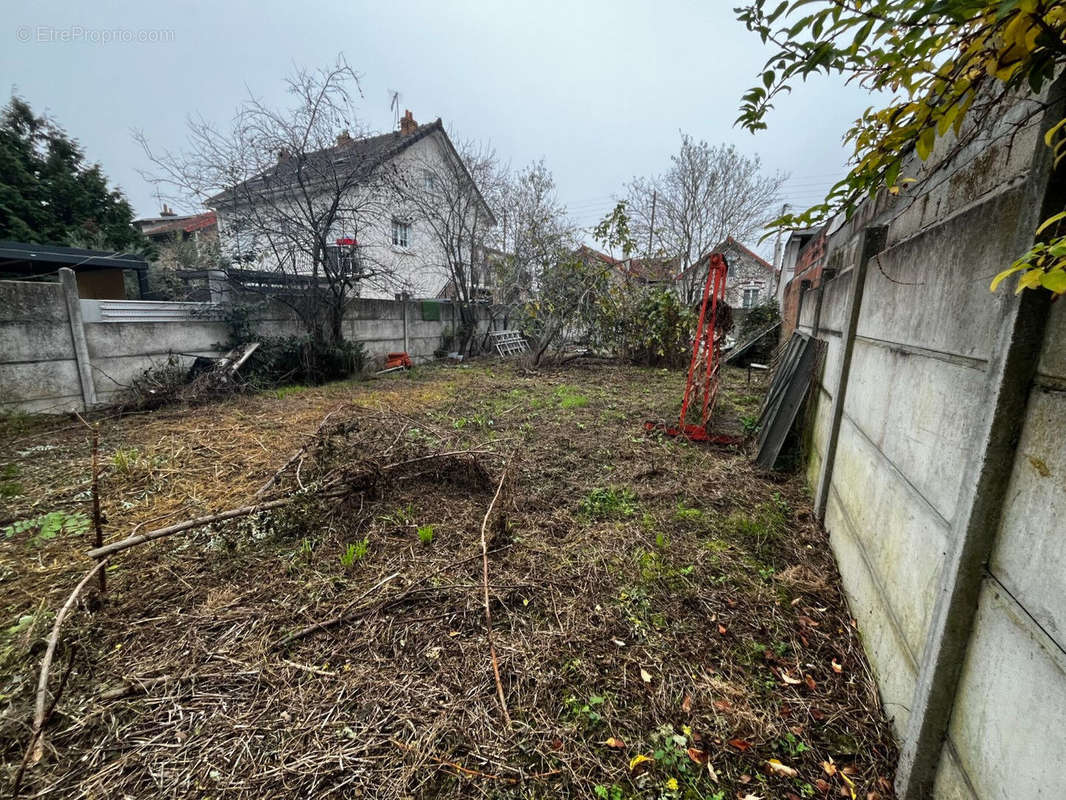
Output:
626,135,785,303
494,161,575,295
484,160,576,343
391,139,500,354
137,56,393,346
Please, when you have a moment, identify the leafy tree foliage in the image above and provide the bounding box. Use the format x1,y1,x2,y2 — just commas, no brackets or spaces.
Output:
735,0,1066,296
0,96,145,251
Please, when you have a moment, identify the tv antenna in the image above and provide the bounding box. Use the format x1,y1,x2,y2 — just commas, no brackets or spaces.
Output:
388,90,402,128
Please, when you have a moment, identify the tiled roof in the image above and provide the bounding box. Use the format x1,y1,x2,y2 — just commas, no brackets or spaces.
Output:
206,121,444,207
676,237,773,280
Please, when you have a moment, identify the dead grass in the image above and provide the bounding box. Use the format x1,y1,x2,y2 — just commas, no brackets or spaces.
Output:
0,361,896,799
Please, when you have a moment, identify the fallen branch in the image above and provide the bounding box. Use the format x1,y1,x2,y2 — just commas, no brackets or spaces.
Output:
87,497,295,560
480,463,512,727
13,558,109,797
97,675,172,701
281,658,338,677
272,547,514,650
254,403,345,499
272,571,400,650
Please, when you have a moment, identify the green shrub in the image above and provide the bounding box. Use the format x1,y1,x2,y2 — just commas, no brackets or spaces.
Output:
589,286,697,368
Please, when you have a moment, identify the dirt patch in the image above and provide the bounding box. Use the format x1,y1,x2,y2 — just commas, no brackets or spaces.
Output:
0,362,896,799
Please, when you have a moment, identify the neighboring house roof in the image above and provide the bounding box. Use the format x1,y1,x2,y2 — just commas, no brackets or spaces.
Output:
618,256,680,283
675,237,773,280
0,240,148,275
205,119,497,226
572,245,619,266
135,211,217,238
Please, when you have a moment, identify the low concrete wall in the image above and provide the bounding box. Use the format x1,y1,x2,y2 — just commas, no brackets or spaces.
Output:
792,86,1065,799
0,281,84,413
0,286,481,413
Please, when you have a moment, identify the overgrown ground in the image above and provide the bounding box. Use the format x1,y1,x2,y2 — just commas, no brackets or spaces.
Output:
0,361,896,799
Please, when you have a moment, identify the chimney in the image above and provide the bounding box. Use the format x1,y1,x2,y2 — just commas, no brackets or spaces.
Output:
277,148,291,163
399,109,417,136
335,130,352,147
161,204,176,217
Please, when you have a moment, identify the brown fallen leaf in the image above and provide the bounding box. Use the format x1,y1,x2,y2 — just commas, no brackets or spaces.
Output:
706,761,719,783
686,747,707,764
681,694,693,713
640,668,653,684
805,674,817,691
822,760,838,776
831,659,844,674
605,737,626,749
790,597,802,606
767,758,799,778
550,737,563,751
717,623,728,635
726,598,738,608
728,738,751,751
713,699,732,711
815,778,831,793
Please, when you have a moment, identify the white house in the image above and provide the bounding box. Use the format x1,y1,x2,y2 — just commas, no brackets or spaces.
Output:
207,111,496,300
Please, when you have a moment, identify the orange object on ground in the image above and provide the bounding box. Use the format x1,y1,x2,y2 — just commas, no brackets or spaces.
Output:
384,352,413,369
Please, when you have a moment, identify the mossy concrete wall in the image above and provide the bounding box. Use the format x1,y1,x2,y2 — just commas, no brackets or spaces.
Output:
795,89,1065,799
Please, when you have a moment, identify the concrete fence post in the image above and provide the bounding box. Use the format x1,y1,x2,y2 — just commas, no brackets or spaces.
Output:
814,226,887,520
58,268,97,412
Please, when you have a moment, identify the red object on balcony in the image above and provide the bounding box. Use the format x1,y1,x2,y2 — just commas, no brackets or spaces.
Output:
335,237,358,246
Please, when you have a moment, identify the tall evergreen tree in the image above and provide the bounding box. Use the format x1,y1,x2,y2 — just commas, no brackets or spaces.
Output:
0,96,145,251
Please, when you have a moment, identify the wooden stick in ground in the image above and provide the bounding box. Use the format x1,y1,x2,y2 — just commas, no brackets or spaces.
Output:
480,464,512,727
254,403,345,499
89,425,105,593
74,412,105,593
13,557,109,796
87,497,294,560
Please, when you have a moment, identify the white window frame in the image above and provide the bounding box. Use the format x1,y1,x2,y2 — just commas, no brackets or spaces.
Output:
742,287,759,308
423,169,437,192
391,218,411,249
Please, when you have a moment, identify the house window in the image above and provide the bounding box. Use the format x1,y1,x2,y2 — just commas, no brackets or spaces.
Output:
423,169,437,191
391,218,411,249
743,287,760,308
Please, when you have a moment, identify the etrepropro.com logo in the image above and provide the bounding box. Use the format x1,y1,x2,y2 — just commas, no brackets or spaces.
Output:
16,25,175,44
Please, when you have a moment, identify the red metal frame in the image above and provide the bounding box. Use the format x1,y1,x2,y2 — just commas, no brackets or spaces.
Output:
645,253,738,444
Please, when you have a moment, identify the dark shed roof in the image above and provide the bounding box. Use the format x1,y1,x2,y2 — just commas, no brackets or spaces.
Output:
0,241,148,275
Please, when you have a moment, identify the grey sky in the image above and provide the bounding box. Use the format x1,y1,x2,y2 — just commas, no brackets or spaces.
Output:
3,0,874,248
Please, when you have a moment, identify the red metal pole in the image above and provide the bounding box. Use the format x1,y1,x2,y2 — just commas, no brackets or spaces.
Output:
679,255,715,430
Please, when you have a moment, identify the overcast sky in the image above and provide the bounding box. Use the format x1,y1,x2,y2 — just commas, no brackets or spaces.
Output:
3,0,874,250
